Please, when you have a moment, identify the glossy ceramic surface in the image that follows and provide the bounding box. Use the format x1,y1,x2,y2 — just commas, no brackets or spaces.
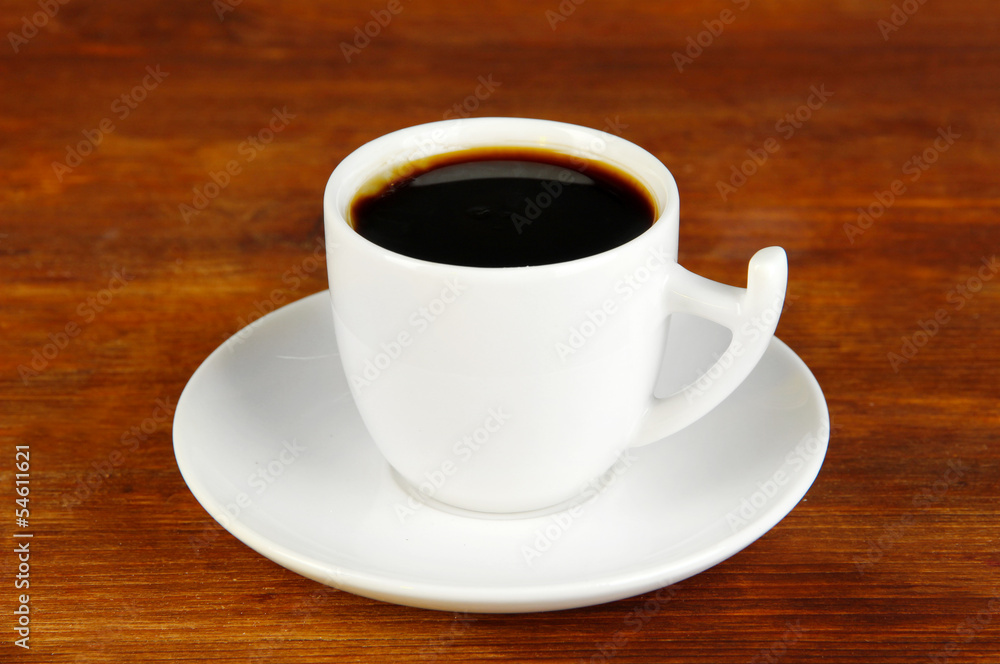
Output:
174,292,829,613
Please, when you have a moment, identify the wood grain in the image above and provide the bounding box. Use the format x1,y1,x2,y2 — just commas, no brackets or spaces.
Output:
2,0,998,661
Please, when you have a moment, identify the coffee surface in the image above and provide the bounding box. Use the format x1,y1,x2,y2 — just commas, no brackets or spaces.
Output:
350,149,655,267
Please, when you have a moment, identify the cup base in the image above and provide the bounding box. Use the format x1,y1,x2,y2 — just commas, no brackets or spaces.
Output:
391,468,600,521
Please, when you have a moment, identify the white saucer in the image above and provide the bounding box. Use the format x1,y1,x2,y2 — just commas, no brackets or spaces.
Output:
174,291,829,613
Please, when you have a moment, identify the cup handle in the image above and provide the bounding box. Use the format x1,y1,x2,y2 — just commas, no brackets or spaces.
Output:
631,246,788,447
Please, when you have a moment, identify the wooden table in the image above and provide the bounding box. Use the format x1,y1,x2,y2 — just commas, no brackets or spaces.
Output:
3,0,998,661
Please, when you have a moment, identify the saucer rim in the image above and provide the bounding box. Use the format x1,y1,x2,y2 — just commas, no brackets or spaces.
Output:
174,290,829,613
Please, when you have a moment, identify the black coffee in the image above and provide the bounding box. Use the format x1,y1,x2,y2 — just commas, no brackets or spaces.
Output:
350,148,656,268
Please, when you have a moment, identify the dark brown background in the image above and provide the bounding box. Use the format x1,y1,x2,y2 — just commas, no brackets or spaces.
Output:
2,0,998,662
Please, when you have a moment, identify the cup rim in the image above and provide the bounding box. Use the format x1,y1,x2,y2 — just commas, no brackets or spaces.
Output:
323,117,680,273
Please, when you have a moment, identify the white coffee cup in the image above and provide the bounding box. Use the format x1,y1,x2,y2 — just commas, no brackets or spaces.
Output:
324,118,787,515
